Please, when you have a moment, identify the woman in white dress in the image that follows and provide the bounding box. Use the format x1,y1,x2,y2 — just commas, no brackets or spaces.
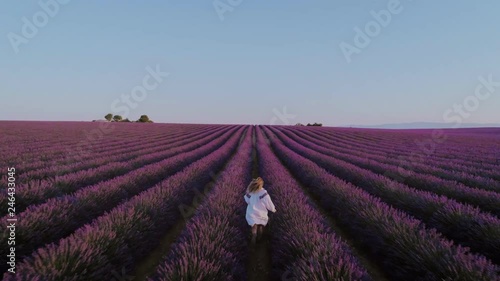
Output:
244,177,276,244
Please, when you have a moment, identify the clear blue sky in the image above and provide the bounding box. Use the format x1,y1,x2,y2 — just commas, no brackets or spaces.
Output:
1,1,499,126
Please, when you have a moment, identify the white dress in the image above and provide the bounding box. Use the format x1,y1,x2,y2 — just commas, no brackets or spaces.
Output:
244,188,276,226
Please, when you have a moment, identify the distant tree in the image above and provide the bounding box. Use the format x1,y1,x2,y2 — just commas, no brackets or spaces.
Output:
296,123,304,126
307,122,323,127
122,118,131,122
104,113,113,121
137,115,152,123
113,115,123,122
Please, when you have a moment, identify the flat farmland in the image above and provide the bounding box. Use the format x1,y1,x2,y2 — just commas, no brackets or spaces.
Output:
1,121,499,281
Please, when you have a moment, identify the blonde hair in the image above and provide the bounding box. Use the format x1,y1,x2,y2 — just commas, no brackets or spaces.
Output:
247,177,264,193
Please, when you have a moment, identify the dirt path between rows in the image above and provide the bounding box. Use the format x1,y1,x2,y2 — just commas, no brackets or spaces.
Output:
261,126,390,281
247,126,273,281
132,127,249,281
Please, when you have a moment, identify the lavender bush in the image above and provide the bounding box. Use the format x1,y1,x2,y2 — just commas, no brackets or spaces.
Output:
262,126,499,280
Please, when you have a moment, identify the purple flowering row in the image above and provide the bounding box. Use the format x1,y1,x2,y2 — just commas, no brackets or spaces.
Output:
3,127,246,280
0,125,213,197
14,124,221,184
305,127,500,183
269,126,500,264
262,126,499,280
0,124,231,214
150,127,254,281
256,127,372,280
0,122,170,172
3,123,217,180
0,126,244,274
313,127,500,172
0,125,233,212
0,124,214,192
277,127,500,216
327,127,500,164
293,127,500,192
318,127,500,174
6,124,216,180
319,127,500,187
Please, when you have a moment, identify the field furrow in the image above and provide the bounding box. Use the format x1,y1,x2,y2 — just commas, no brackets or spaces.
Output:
295,127,500,190
4,127,245,280
2,122,499,280
276,127,500,215
145,127,253,281
0,126,243,274
0,125,233,212
262,126,499,280
268,126,500,264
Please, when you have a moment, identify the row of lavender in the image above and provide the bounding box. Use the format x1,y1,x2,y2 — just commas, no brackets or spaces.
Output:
330,127,500,164
330,127,500,183
5,124,217,180
148,126,254,280
314,127,500,175
0,122,205,157
14,124,219,183
299,127,500,190
0,122,198,170
262,126,499,280
318,128,500,175
0,126,243,274
0,125,233,213
150,126,372,281
269,126,500,264
0,125,222,213
308,127,500,184
278,127,500,216
255,127,372,280
0,121,95,163
0,123,216,190
3,127,246,280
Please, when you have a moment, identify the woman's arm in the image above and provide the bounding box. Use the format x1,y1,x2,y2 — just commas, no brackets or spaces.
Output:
264,196,276,213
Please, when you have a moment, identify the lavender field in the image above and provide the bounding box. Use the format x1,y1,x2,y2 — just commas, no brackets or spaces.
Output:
1,121,499,281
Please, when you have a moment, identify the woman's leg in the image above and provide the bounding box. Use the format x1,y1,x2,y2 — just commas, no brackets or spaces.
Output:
251,224,258,244
257,224,264,240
